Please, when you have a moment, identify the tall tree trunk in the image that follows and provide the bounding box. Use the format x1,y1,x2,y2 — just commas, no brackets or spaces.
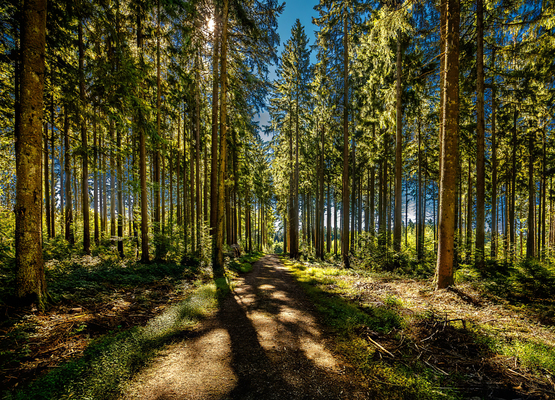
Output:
44,124,51,239
138,14,149,263
475,0,485,267
351,142,356,250
342,17,350,268
94,108,99,245
527,129,535,258
50,93,55,237
232,127,239,244
154,0,162,259
15,0,47,304
490,49,497,259
213,0,229,277
110,120,116,240
210,4,220,233
177,113,182,226
334,190,338,255
394,30,402,252
195,53,202,251
102,133,107,236
435,0,460,289
509,109,517,257
79,19,90,255
327,180,331,253
466,159,472,262
117,116,124,258
541,129,546,256
204,132,209,224
417,113,423,260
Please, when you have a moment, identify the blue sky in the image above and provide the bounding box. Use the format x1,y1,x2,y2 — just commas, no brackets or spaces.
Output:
257,0,319,140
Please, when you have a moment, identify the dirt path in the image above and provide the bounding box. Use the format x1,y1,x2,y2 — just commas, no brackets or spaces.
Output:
122,255,368,400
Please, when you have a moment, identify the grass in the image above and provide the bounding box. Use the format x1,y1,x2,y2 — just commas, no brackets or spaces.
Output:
227,251,264,274
3,282,219,400
280,255,555,399
280,257,454,400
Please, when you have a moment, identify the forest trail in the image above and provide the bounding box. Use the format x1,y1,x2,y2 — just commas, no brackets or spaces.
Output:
121,255,368,400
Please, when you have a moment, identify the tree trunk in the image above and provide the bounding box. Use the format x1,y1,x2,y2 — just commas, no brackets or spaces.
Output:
138,14,149,263
117,115,124,258
475,0,485,267
79,19,90,255
527,129,535,258
342,17,350,268
327,180,331,253
210,3,220,235
319,126,325,258
351,142,356,250
44,123,51,239
417,113,423,260
94,108,99,245
435,0,460,289
154,0,162,259
394,30,402,252
195,54,202,251
490,49,497,259
466,159,472,262
509,109,517,257
213,0,229,277
110,120,116,241
177,113,182,226
15,0,47,304
50,94,55,237
334,189,338,255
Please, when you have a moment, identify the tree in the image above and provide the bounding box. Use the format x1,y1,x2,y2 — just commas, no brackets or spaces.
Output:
435,0,460,289
15,0,48,304
474,0,485,268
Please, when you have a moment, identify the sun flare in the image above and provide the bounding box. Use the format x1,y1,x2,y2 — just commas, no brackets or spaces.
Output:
207,18,215,33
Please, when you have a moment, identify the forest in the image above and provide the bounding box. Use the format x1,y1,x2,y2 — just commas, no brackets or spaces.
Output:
1,0,555,398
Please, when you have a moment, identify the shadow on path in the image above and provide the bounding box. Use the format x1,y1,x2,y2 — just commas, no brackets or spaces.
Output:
122,255,366,400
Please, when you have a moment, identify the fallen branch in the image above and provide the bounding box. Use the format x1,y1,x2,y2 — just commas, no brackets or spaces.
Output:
366,336,395,358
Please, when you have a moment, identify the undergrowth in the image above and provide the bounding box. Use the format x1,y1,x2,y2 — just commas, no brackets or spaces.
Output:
281,255,555,399
281,257,455,400
3,283,219,400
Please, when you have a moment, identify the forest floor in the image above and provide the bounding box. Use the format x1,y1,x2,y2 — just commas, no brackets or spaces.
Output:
121,254,368,399
2,252,555,399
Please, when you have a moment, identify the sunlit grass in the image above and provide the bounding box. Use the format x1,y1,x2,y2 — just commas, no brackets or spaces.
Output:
280,257,451,399
6,283,219,400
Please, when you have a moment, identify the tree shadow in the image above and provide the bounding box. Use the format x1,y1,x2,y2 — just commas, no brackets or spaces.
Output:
147,255,363,400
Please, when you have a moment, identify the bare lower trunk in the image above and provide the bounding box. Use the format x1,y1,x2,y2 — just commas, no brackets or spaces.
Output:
16,0,47,304
341,17,350,268
435,0,460,289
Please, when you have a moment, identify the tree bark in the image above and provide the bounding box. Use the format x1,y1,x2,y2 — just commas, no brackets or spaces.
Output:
466,159,472,262
195,53,202,251
213,0,229,277
394,30,402,252
210,3,220,235
490,49,497,259
137,14,149,263
527,128,535,258
94,108,99,245
509,109,517,256
475,0,485,267
16,0,47,304
44,123,51,239
342,17,350,268
435,0,459,289
79,18,90,255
